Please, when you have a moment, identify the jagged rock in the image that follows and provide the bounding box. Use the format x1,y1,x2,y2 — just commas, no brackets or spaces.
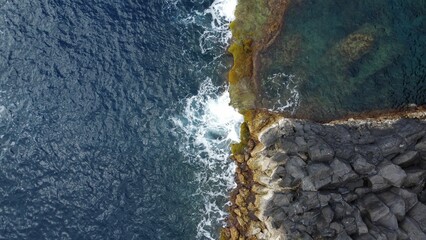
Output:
392,151,419,166
295,136,308,151
319,193,331,207
408,202,426,232
271,151,289,164
396,229,410,240
272,193,292,207
306,163,332,189
330,158,358,184
342,217,357,235
286,156,307,179
378,162,407,187
308,141,335,162
354,208,368,235
321,206,334,225
352,154,376,175
335,144,355,160
354,233,375,240
361,194,390,222
272,166,286,179
377,191,406,221
277,138,298,154
259,125,280,148
375,212,398,230
376,135,405,157
403,169,426,187
356,145,383,165
330,222,345,234
368,174,390,191
390,188,418,212
400,217,426,240
300,192,320,211
335,231,352,240
415,138,426,153
355,187,372,197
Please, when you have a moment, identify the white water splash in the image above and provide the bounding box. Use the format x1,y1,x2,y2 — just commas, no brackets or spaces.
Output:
172,78,243,240
199,0,237,53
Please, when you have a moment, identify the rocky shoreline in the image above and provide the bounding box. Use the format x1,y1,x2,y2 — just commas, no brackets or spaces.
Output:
221,110,426,240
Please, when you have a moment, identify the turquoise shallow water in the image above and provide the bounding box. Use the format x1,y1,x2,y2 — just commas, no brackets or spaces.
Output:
0,0,235,239
259,0,426,121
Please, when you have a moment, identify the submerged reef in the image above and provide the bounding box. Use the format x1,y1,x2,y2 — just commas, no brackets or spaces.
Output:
222,0,426,239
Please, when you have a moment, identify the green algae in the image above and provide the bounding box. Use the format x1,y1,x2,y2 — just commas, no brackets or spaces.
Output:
227,0,290,112
231,121,250,155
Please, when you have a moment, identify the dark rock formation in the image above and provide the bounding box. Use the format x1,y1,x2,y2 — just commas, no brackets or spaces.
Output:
261,118,426,239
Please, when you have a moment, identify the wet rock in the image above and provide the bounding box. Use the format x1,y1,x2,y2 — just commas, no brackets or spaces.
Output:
400,217,426,240
407,202,426,232
306,163,332,189
378,162,407,187
308,141,335,162
392,151,419,166
352,154,376,175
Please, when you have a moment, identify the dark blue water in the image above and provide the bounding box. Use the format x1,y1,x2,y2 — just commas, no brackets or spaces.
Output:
0,0,234,239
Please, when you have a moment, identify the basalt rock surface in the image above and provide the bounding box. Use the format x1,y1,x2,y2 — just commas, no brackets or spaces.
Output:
221,110,426,240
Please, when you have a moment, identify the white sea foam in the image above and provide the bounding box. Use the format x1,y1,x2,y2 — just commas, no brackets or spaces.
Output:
267,73,301,113
199,0,237,53
172,78,243,240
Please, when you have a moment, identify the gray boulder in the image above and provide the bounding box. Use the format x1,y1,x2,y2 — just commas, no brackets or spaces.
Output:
378,162,407,187
306,163,332,190
400,217,426,240
377,191,406,221
330,158,358,184
408,202,426,232
308,141,335,162
392,151,419,166
352,154,376,175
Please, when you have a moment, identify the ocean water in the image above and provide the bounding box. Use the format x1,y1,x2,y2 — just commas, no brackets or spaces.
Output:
0,0,241,239
259,0,426,121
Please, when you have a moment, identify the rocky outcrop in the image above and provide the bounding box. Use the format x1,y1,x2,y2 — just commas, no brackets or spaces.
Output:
222,111,426,240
